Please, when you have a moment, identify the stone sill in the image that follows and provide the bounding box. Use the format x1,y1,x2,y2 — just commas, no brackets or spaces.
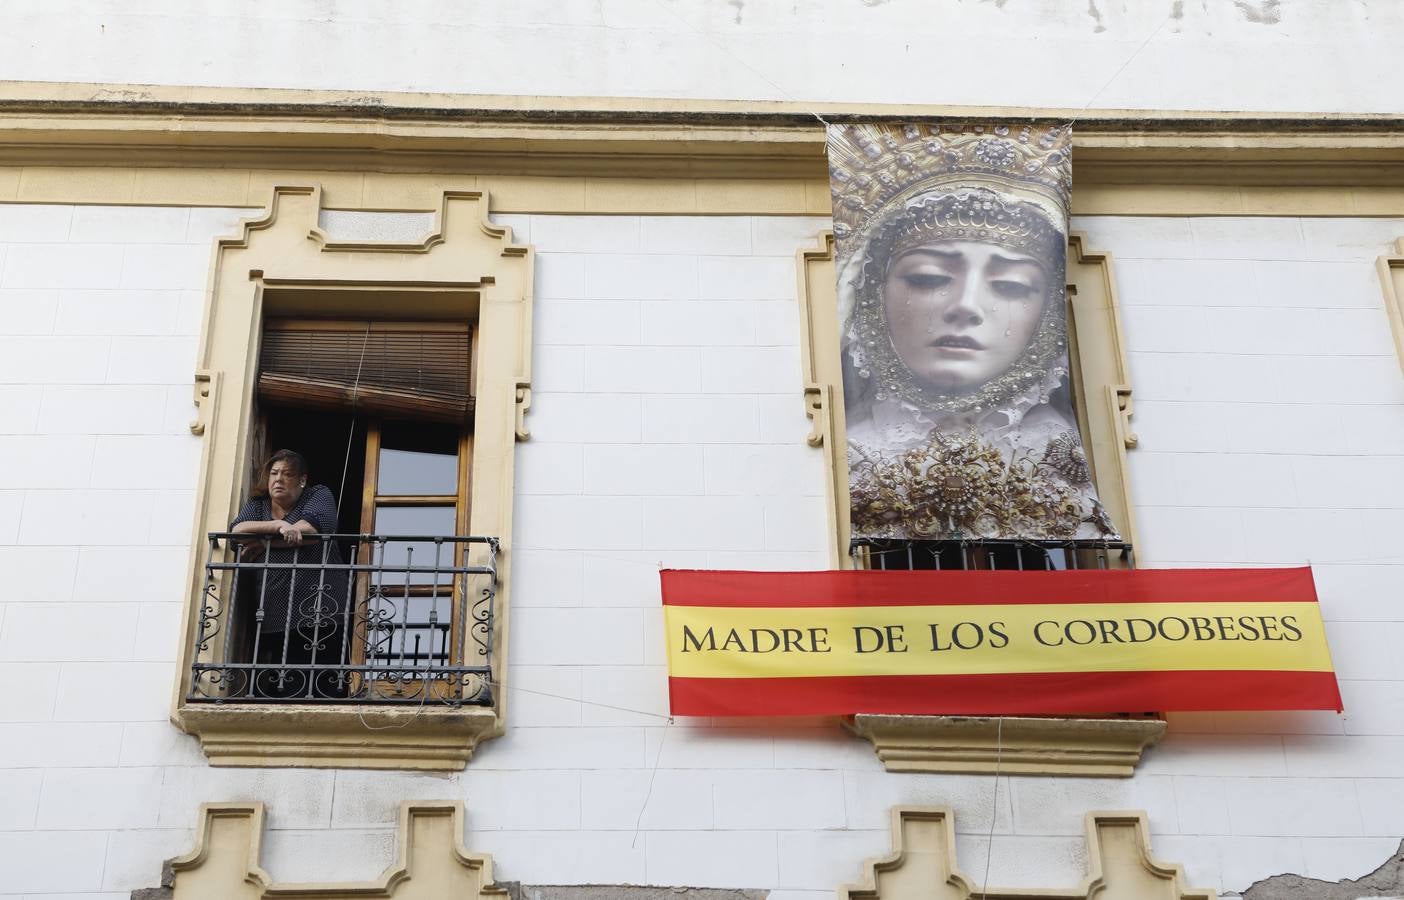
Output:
176,703,501,771
846,714,1167,777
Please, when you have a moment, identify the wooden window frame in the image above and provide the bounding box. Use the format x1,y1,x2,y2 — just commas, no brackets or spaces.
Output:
174,186,532,771
1377,237,1404,376
355,420,474,700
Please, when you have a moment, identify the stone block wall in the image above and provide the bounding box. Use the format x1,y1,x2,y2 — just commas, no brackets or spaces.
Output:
0,205,1402,897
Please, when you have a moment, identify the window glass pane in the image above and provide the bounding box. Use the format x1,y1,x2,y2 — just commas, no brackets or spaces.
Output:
372,505,457,585
377,421,459,495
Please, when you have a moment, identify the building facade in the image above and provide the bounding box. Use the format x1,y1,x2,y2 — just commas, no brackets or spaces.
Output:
1,3,1403,898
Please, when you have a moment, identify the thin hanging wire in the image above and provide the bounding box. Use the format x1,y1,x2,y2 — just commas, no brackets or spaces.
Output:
333,322,373,522
341,322,377,732
494,678,674,722
980,716,1004,898
633,718,675,849
639,0,835,131
639,0,1172,138
1063,10,1173,133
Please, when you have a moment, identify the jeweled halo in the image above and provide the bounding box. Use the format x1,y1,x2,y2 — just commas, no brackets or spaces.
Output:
826,122,1073,241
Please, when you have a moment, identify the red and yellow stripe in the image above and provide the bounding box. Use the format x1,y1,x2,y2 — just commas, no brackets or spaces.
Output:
660,567,1342,717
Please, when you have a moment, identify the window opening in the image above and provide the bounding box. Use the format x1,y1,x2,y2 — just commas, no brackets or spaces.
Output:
188,318,494,706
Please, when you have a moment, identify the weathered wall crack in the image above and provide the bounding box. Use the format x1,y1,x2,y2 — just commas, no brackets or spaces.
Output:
1240,839,1404,900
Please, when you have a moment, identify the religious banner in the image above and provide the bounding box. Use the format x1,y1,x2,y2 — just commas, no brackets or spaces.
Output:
661,567,1342,717
827,122,1119,541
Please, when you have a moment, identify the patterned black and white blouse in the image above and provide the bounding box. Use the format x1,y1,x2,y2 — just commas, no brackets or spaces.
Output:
230,485,345,635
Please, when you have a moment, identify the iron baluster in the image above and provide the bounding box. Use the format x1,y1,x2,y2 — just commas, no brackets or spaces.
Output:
305,539,331,699
276,544,300,694
338,540,355,685
849,538,1134,574
397,544,413,670
247,537,273,698
429,538,443,675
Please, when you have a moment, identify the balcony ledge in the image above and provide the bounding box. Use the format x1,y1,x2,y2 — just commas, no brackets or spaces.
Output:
846,714,1167,777
175,703,501,771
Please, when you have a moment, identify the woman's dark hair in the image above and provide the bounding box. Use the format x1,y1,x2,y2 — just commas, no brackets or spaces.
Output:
252,449,309,498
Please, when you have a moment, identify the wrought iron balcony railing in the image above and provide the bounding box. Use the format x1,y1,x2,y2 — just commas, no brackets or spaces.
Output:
852,537,1135,571
187,532,497,706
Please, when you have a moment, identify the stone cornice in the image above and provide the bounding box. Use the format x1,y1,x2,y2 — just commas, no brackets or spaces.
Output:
4,80,1404,186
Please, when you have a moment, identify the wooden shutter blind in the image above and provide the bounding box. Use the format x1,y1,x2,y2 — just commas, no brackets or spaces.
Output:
258,320,473,423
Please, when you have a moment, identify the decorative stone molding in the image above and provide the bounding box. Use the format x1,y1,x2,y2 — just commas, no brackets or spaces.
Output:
795,231,845,563
796,231,1161,776
158,801,506,899
841,806,1215,900
1064,233,1141,555
1377,239,1404,376
188,369,218,436
175,706,500,771
6,81,1404,214
514,381,533,442
847,715,1166,778
171,185,532,770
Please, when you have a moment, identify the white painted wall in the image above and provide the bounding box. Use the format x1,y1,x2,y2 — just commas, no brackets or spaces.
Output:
1,1,1402,114
0,204,1402,898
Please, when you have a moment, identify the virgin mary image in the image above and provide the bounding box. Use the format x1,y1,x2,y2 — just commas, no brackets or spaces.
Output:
827,122,1120,542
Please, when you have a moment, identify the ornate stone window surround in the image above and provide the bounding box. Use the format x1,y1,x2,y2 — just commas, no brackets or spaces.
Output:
149,801,1215,899
172,185,533,770
1377,237,1404,375
842,806,1215,899
796,231,1165,777
160,801,507,898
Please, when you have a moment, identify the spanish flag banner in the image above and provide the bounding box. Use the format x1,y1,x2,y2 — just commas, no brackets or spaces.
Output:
661,567,1342,717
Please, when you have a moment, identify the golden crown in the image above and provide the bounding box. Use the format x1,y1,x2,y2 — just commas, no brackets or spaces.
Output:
825,121,1073,242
